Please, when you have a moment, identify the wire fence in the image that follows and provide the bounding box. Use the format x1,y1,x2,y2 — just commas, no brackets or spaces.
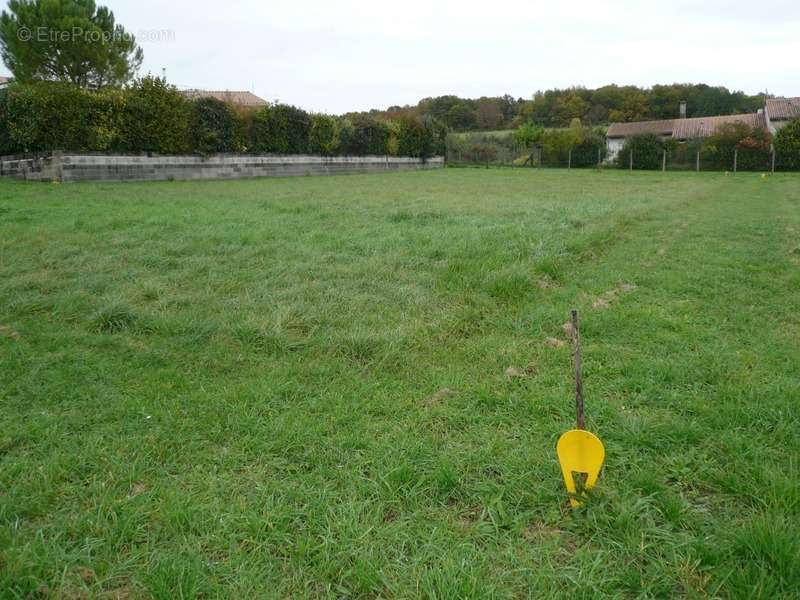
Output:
445,134,799,172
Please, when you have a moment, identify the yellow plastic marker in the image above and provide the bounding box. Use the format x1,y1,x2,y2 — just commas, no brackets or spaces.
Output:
557,310,605,507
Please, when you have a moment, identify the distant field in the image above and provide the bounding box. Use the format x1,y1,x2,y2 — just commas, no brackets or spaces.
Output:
1,170,799,597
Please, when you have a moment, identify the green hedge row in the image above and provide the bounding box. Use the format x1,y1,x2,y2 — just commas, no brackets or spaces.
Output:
0,78,444,158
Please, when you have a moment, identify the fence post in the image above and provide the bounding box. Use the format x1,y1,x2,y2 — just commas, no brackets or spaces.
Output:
696,150,700,173
597,147,601,169
771,145,776,174
629,150,633,172
662,149,666,172
733,148,738,174
568,149,572,170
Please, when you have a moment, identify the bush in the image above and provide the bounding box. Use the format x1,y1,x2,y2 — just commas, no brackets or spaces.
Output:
117,76,190,154
540,129,574,166
395,115,435,159
308,114,340,156
189,98,244,155
570,130,606,167
773,118,800,171
616,133,664,169
344,115,390,156
251,104,310,154
701,123,771,171
4,82,124,152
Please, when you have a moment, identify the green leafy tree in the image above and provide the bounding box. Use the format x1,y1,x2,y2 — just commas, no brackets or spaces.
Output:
774,119,800,170
0,0,143,87
513,122,543,147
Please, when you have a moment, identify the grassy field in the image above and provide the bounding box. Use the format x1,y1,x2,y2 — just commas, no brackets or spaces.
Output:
1,169,799,598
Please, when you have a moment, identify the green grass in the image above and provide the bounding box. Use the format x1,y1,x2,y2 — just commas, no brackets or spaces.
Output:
1,169,799,598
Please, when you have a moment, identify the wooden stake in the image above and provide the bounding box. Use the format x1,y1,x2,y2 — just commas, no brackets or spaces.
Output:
696,150,700,173
734,148,738,174
568,149,572,170
629,150,633,171
771,145,776,174
662,149,666,172
571,310,585,430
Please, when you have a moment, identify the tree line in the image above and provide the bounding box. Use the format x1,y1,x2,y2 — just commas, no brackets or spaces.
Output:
360,84,765,131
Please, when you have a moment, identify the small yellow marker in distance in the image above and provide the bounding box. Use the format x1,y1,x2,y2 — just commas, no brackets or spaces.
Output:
557,310,605,508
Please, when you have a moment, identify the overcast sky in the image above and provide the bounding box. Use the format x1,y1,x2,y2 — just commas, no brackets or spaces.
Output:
4,0,800,113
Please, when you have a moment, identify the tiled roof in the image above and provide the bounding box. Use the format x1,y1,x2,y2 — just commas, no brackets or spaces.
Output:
182,90,268,107
607,113,767,140
606,120,674,139
672,112,766,140
766,97,800,121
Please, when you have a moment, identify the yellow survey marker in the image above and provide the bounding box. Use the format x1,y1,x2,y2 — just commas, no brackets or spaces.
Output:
557,429,605,507
557,310,605,507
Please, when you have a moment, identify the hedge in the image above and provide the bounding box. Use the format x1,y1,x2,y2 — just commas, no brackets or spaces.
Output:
0,79,439,159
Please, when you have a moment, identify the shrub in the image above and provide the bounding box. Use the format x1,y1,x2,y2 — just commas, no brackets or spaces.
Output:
616,133,664,169
395,115,435,159
540,129,574,166
0,88,20,155
308,114,340,156
571,130,606,167
773,118,800,171
188,98,244,155
345,115,390,155
4,82,124,152
117,76,190,154
251,104,310,154
702,123,772,171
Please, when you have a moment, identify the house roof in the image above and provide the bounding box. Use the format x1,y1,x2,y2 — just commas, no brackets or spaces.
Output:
607,112,766,140
607,119,675,139
181,89,268,107
766,97,800,121
672,112,766,140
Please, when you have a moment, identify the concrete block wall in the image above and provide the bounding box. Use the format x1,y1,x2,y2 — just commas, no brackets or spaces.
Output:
0,153,444,182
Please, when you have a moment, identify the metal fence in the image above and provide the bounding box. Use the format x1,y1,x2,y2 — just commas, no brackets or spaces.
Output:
445,134,799,172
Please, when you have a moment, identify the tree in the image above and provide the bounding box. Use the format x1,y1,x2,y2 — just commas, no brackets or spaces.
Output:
0,0,142,87
513,122,543,148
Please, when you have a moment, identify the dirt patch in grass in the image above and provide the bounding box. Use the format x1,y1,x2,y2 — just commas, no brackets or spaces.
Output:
130,483,149,497
592,282,636,311
0,324,20,339
505,364,536,379
545,337,567,348
425,388,456,406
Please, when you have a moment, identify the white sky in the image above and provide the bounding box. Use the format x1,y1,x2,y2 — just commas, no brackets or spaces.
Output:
4,0,800,113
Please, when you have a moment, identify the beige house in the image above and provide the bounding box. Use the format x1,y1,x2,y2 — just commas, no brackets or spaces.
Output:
181,89,268,108
765,98,800,133
606,98,800,160
606,110,769,161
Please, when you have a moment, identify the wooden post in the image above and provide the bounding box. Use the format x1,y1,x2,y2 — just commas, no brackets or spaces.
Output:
571,310,585,430
662,149,666,172
629,150,633,171
597,147,602,169
771,145,776,174
734,148,738,174
568,149,572,170
696,150,700,173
